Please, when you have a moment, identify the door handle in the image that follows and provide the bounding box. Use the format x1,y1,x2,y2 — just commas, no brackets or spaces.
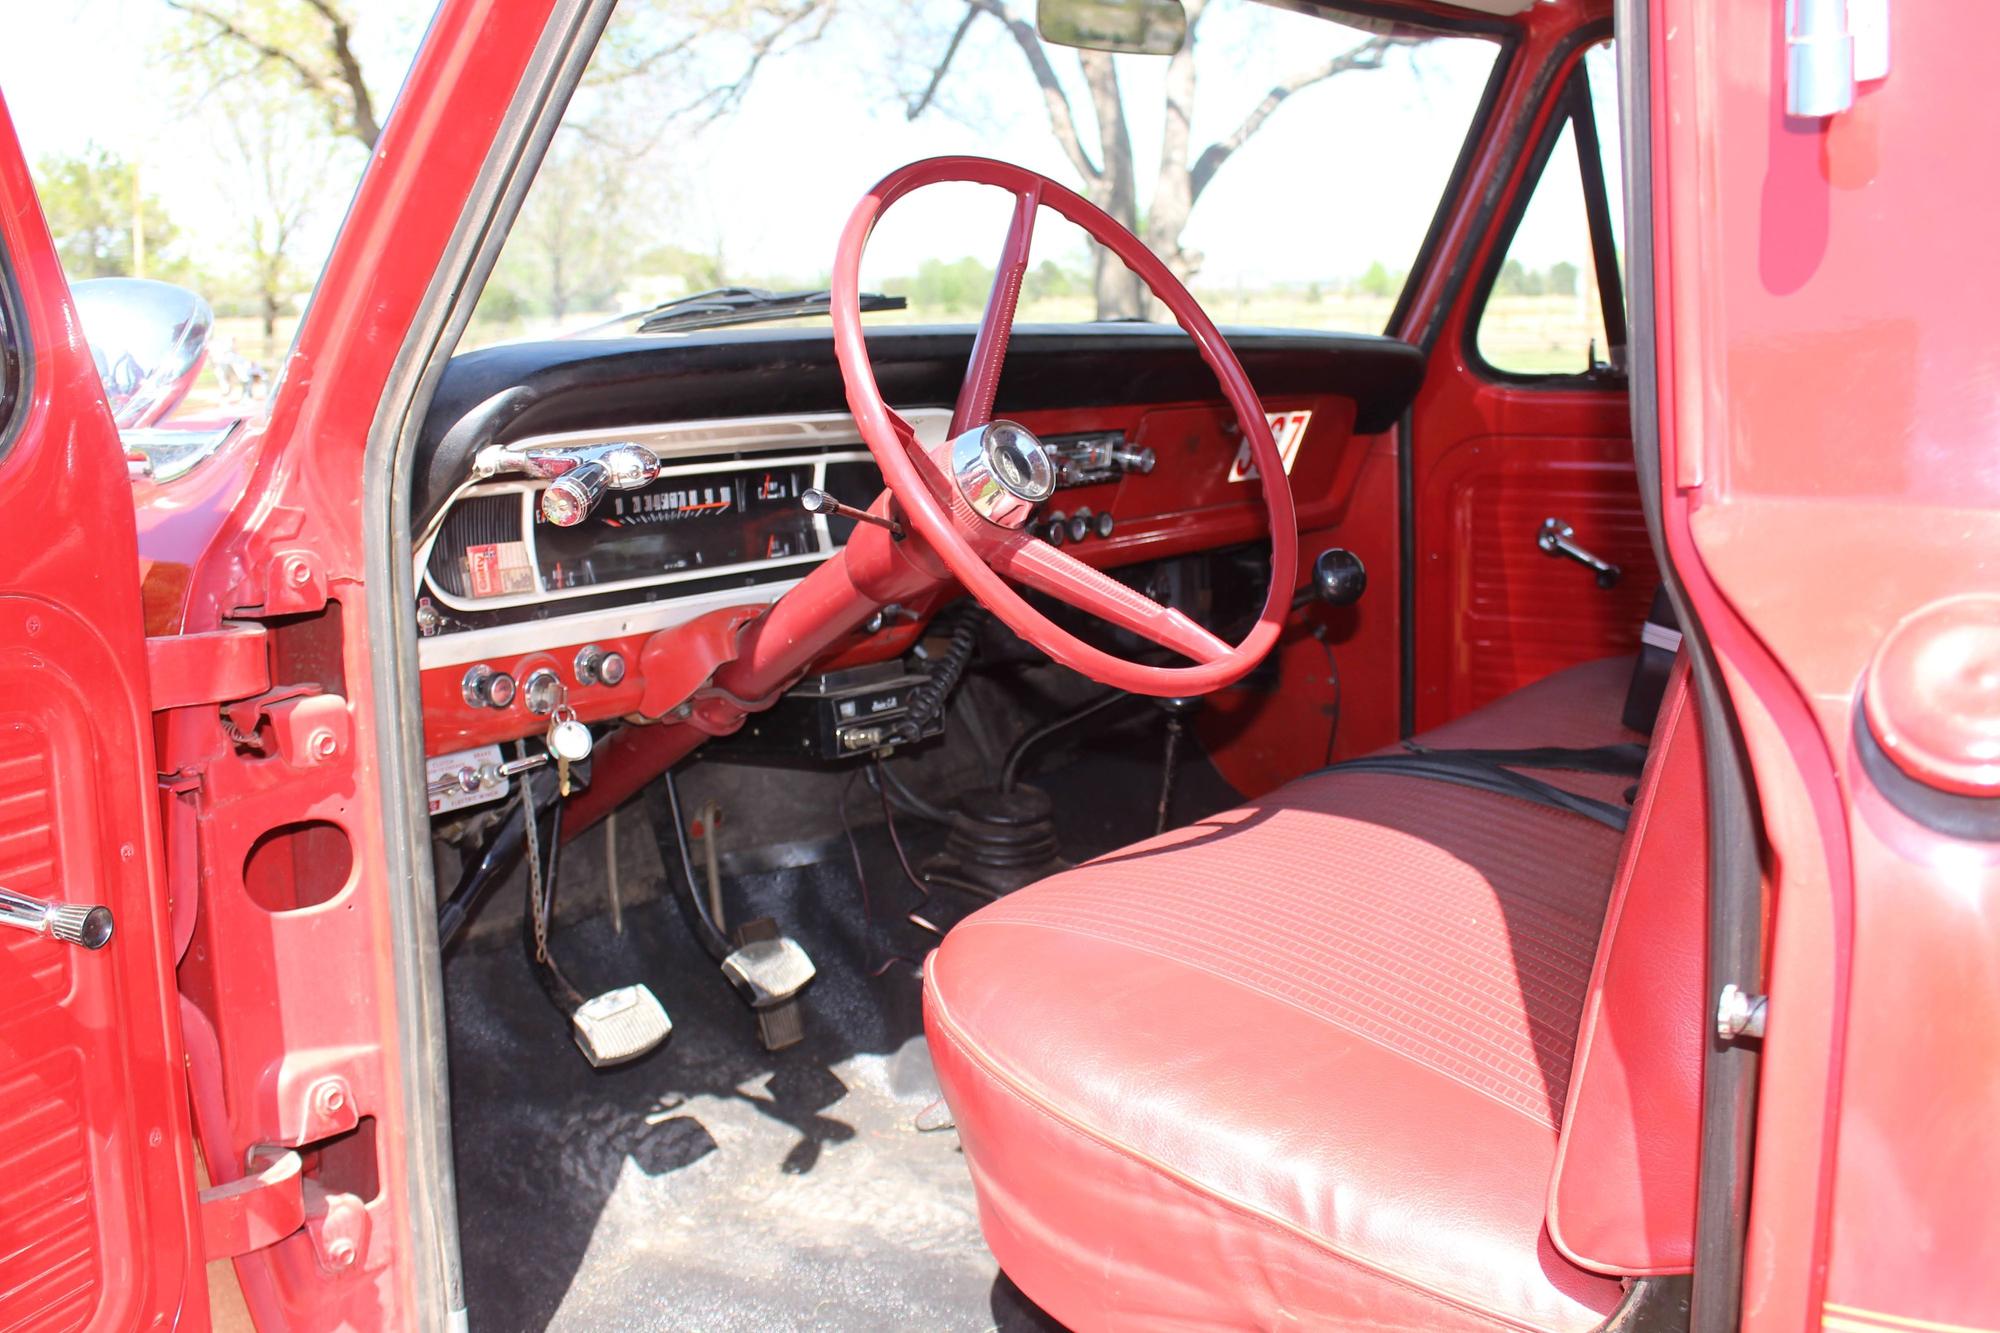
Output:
1538,517,1622,589
0,885,114,949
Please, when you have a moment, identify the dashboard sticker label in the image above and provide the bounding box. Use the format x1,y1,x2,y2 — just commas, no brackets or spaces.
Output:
427,744,508,816
1228,409,1313,483
465,541,536,598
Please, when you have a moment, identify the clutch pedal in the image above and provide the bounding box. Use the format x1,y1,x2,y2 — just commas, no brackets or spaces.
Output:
570,984,674,1068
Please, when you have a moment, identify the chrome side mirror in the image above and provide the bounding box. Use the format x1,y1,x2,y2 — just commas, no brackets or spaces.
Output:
1037,0,1187,55
471,441,661,527
72,278,214,429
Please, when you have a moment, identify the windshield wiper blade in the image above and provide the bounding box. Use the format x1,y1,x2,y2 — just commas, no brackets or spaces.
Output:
619,286,905,334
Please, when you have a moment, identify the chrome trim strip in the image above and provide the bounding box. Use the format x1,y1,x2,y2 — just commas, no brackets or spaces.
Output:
414,577,801,673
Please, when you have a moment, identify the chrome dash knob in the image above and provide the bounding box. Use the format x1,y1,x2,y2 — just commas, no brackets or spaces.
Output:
542,460,611,527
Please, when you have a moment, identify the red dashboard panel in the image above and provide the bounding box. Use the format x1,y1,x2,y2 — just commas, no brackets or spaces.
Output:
418,394,1377,783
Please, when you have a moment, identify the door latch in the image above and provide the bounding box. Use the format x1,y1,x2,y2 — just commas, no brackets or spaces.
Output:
1537,517,1623,589
0,884,113,949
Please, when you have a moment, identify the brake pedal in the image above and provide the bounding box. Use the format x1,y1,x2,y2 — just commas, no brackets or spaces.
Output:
570,984,673,1068
727,916,814,1051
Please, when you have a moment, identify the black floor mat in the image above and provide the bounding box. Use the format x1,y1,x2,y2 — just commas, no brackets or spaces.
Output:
446,743,1237,1331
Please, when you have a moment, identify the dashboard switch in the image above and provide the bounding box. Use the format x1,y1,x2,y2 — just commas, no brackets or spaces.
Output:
575,644,627,687
462,665,517,710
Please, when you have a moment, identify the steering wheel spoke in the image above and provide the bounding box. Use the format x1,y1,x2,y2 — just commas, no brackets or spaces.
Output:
990,534,1230,666
951,184,1042,437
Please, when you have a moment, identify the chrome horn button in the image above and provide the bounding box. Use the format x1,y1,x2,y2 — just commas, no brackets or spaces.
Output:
950,420,1057,528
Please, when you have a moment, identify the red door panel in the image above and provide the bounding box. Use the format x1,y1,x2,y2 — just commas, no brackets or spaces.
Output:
1416,430,1658,722
0,95,204,1330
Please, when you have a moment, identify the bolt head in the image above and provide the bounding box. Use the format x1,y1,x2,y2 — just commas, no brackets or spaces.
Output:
312,1080,347,1117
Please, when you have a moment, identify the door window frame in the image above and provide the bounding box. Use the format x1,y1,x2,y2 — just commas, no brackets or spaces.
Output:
1461,41,1627,387
0,248,26,463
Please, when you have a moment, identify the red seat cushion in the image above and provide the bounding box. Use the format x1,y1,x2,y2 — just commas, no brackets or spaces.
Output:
925,658,1649,1331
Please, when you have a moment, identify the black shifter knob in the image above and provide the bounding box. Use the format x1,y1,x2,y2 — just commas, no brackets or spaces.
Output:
1296,548,1367,609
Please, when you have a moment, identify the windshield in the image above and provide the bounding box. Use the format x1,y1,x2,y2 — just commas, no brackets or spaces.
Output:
465,0,1501,349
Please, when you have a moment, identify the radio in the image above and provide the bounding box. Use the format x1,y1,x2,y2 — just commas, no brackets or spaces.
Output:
716,661,946,762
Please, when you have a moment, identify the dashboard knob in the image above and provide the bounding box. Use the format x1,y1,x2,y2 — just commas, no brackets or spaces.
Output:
574,644,628,687
1042,512,1067,546
1093,510,1116,539
462,664,517,709
1066,510,1093,544
541,460,610,527
1112,445,1155,474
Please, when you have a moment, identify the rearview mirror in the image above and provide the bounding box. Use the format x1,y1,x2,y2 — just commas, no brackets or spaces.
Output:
72,278,213,429
1037,0,1187,55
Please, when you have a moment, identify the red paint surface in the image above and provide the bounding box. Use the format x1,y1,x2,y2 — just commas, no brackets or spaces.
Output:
143,4,563,1328
0,92,206,1332
1652,1,2000,1328
1407,24,1656,732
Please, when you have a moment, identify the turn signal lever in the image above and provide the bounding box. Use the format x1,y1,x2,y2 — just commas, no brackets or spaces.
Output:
1293,548,1368,610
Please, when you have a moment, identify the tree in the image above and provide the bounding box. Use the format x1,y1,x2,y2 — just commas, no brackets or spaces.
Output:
31,147,185,281
903,0,1424,318
1548,260,1579,298
166,0,383,149
1355,260,1395,299
212,83,342,357
485,137,640,323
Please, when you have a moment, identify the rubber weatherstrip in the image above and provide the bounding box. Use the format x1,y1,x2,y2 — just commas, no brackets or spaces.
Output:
1315,750,1635,831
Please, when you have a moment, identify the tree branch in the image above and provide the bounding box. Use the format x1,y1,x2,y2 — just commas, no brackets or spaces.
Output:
1188,34,1410,202
667,0,835,127
165,0,379,149
960,0,1100,183
297,0,380,148
905,6,979,120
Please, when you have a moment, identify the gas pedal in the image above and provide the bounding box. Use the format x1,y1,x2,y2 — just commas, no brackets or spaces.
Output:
570,984,672,1067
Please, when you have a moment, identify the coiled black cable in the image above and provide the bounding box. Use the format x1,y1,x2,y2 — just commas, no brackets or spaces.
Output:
892,605,981,743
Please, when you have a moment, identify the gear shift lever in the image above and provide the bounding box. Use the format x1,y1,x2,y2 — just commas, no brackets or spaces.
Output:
1293,547,1367,610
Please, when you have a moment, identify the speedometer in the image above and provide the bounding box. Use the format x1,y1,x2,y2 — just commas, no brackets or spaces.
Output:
532,463,821,591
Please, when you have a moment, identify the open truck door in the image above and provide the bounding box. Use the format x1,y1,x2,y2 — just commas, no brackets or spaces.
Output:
0,95,208,1328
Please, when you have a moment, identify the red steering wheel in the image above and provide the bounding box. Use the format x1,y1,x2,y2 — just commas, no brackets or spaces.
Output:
830,156,1298,697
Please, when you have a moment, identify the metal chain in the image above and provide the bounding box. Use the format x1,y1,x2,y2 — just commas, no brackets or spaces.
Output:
518,740,550,965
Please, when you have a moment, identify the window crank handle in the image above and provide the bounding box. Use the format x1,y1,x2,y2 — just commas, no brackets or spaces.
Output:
1537,517,1622,589
0,884,114,949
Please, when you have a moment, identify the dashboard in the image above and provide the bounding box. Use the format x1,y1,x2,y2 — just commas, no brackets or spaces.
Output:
413,324,1425,757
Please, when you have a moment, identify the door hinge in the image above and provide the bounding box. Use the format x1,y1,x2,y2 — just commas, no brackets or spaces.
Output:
200,1146,305,1260
147,626,270,711
1786,0,1890,118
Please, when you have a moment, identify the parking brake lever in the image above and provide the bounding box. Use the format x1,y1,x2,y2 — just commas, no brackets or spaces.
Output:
1537,517,1622,589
